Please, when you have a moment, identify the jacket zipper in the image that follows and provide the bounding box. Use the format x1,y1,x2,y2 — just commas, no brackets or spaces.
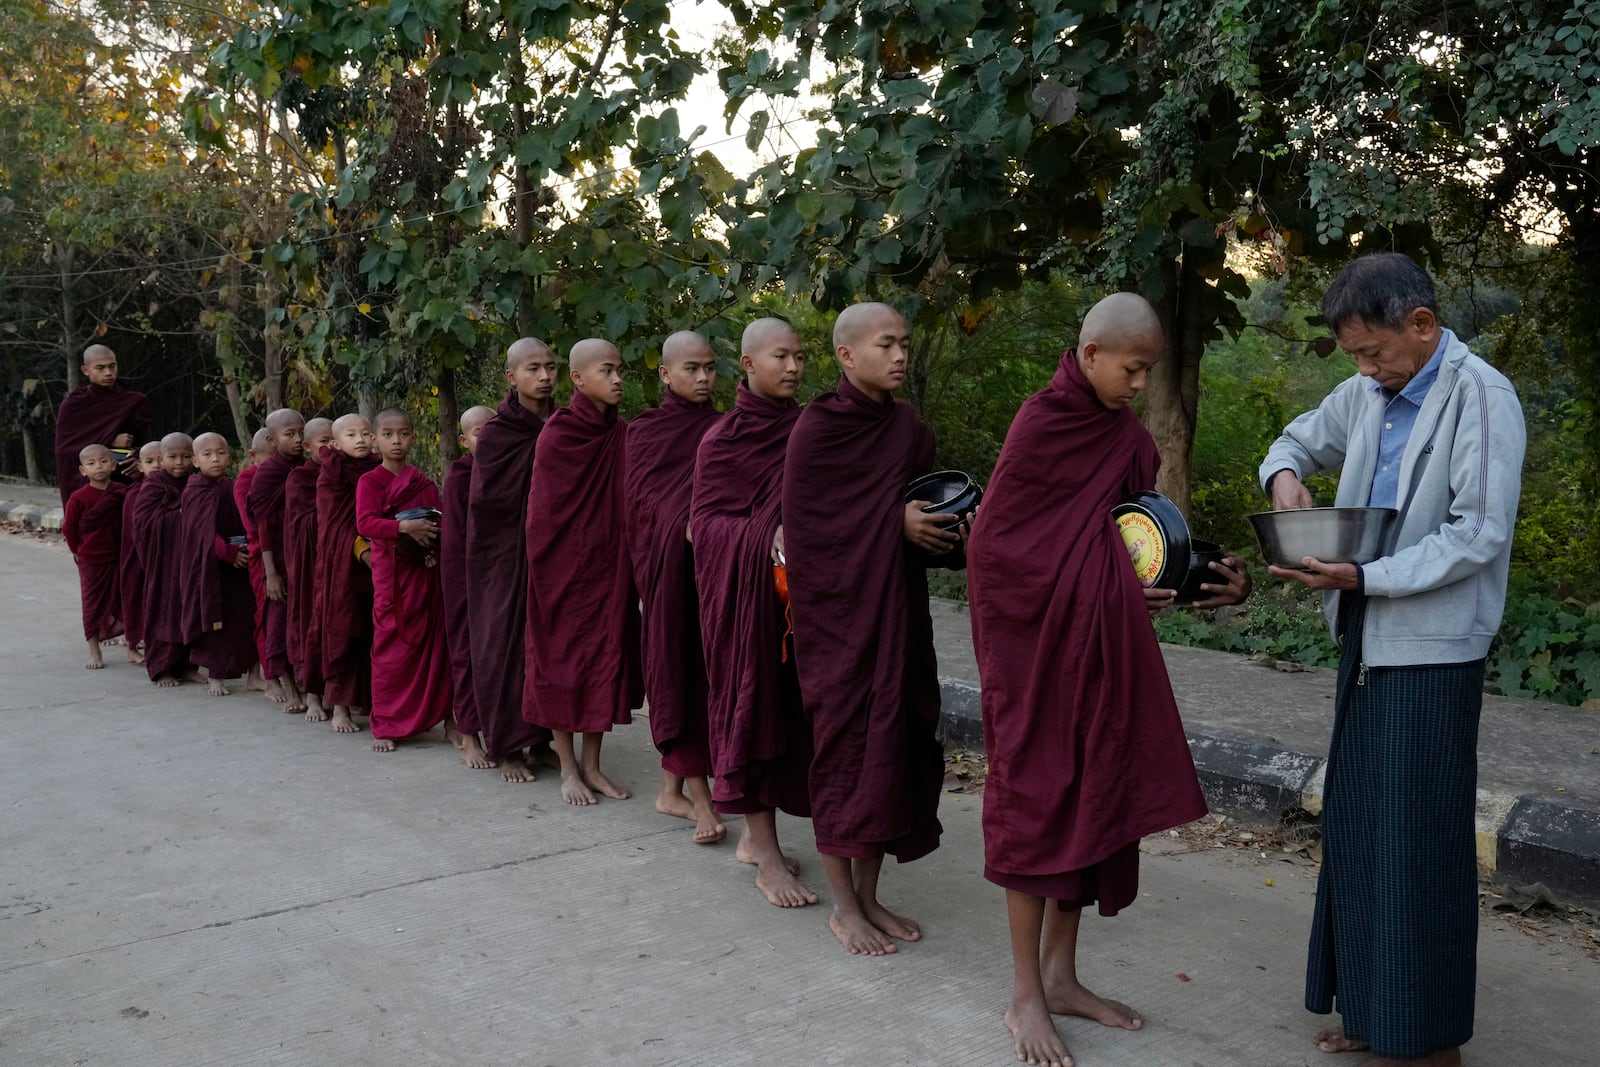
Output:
1357,663,1369,686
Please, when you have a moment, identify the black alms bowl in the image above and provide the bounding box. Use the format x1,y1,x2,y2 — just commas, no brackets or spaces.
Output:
1175,539,1227,605
905,470,983,570
394,506,442,559
1111,490,1192,593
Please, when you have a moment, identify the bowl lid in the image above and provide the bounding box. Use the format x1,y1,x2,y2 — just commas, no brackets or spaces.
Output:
1111,490,1191,591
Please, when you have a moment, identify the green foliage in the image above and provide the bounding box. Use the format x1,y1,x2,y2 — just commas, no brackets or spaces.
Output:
1154,583,1340,668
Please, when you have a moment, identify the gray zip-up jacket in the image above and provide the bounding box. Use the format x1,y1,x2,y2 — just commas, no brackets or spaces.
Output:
1258,330,1525,666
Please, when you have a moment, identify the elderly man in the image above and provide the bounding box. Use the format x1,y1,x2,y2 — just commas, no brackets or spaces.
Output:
1259,253,1524,1067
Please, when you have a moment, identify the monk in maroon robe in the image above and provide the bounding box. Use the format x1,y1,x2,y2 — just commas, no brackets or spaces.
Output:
441,405,496,770
316,414,379,733
132,432,197,686
356,409,455,752
236,428,270,693
62,445,126,669
180,433,257,695
119,443,161,666
692,318,819,908
967,294,1248,1067
247,409,307,710
523,337,643,805
782,303,950,957
466,338,559,782
625,331,724,843
285,417,333,721
53,345,148,505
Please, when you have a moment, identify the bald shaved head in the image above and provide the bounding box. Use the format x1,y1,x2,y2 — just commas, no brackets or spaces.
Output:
331,413,374,459
159,432,195,477
161,431,193,453
77,443,115,484
82,344,115,363
1076,293,1166,410
193,432,232,477
659,331,717,404
505,337,559,413
265,408,303,433
331,413,368,436
460,405,495,433
832,301,904,350
138,441,162,471
506,336,553,371
1079,292,1165,353
80,343,119,387
304,416,333,439
192,431,228,450
569,337,620,374
662,330,713,366
250,428,269,451
742,317,800,356
740,317,806,401
303,417,335,464
264,408,305,459
78,443,111,464
569,338,625,408
833,302,910,401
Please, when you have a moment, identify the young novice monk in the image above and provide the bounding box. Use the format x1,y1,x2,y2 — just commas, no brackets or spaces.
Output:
782,302,950,956
624,330,724,843
692,317,818,907
441,404,497,770
235,428,271,692
285,417,334,721
119,441,163,666
523,337,643,804
63,444,127,669
316,414,379,733
133,432,199,687
967,293,1248,1067
179,432,257,696
248,409,307,710
355,408,455,752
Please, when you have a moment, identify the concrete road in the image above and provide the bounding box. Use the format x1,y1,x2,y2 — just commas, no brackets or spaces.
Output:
1,533,1593,1067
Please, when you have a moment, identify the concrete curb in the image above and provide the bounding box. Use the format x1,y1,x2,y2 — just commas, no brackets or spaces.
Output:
0,499,63,532
939,678,1600,907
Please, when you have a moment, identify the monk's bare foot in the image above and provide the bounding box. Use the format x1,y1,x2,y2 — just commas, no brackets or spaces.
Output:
246,667,267,692
263,677,288,704
736,838,802,875
371,738,396,753
828,909,896,955
530,742,562,771
497,751,536,783
1006,999,1074,1067
655,789,696,821
84,655,104,670
561,770,598,805
755,857,817,907
303,693,327,722
155,674,181,688
1356,1052,1460,1067
862,899,921,942
583,768,630,800
691,803,726,845
1043,978,1142,1030
444,722,464,748
104,635,124,647
206,677,230,696
1313,1027,1370,1055
127,647,144,664
184,668,205,684
457,733,495,770
330,707,361,733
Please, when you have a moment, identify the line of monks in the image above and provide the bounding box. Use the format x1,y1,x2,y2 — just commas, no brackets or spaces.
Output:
59,296,1249,1067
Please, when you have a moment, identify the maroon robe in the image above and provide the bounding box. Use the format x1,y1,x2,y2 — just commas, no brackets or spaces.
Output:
464,390,551,759
968,350,1207,904
53,382,149,504
131,469,191,681
782,376,944,862
522,391,643,734
247,451,301,677
119,477,148,649
316,447,380,707
283,461,324,692
692,382,813,816
234,465,267,665
63,482,126,642
440,453,480,735
179,473,257,677
624,389,721,778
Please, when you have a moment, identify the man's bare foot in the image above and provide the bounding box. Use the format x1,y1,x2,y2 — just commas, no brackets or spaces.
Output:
1313,1027,1369,1055
755,857,817,907
206,677,230,696
1042,978,1142,1030
1356,1052,1460,1067
263,677,288,704
1006,999,1074,1067
583,768,630,800
155,674,181,688
736,838,802,875
499,751,537,784
371,738,396,752
828,910,896,955
329,707,361,733
457,733,495,770
303,694,327,722
862,900,922,942
561,770,598,805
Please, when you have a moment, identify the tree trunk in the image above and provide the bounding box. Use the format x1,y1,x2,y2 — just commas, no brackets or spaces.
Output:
220,259,253,446
1144,251,1204,519
261,272,284,411
437,364,461,465
57,243,80,392
357,381,378,420
506,12,537,337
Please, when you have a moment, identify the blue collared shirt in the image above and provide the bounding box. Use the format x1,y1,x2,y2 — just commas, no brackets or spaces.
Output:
1367,330,1449,509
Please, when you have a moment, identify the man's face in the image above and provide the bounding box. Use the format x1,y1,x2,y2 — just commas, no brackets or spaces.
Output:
78,449,116,484
304,425,335,462
82,352,118,388
1335,312,1437,391
1080,336,1164,410
661,349,717,404
743,330,805,400
194,437,232,479
161,442,194,478
507,350,559,404
335,419,373,458
838,310,910,396
269,417,306,458
573,353,625,408
375,417,414,463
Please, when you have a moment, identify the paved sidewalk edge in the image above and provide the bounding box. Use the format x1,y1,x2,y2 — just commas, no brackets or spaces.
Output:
0,498,64,532
939,677,1600,907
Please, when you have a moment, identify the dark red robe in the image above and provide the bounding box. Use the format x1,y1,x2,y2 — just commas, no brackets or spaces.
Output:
53,382,149,504
247,451,301,678
968,350,1207,902
119,477,147,649
63,482,125,642
131,469,191,681
464,390,551,759
179,473,256,678
234,465,267,665
522,390,643,734
624,389,721,778
440,453,480,735
782,376,944,862
692,382,813,817
357,464,451,740
316,447,379,707
283,461,323,693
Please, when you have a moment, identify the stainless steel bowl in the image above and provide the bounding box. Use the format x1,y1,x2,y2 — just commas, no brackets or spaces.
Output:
1246,507,1397,568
